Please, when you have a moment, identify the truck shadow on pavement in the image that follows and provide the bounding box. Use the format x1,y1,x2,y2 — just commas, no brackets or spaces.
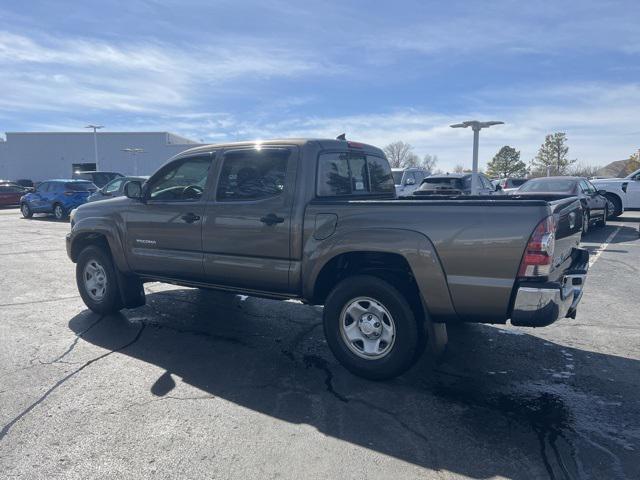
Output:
68,288,639,480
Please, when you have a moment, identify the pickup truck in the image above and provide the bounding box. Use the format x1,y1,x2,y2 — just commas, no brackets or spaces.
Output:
67,138,589,380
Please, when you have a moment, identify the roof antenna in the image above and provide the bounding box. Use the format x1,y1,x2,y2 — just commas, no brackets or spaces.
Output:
336,133,346,140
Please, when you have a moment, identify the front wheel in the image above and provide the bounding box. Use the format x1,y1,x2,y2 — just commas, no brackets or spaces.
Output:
604,194,622,218
20,203,33,218
76,246,122,314
323,275,423,380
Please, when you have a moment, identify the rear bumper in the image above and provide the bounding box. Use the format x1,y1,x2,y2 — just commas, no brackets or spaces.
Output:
510,248,589,327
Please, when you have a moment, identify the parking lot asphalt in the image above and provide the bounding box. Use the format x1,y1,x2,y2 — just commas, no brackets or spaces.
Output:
0,207,638,480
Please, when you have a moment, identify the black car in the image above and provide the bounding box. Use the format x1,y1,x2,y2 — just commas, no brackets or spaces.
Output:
72,171,124,188
514,176,608,234
412,172,501,196
87,176,148,202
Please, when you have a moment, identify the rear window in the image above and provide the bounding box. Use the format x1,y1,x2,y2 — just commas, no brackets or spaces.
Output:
65,182,97,192
509,179,528,187
420,177,465,190
518,179,575,193
317,152,394,197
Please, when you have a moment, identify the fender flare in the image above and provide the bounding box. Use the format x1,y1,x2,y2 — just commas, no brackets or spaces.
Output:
69,216,131,273
303,228,459,322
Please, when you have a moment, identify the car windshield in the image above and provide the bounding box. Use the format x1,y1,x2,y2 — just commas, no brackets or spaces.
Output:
392,171,403,185
66,182,97,192
91,172,123,187
518,179,576,193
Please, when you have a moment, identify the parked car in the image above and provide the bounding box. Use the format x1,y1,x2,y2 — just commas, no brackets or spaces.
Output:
87,176,149,203
513,176,608,234
494,177,528,194
72,171,124,188
392,167,428,196
14,179,34,189
412,172,501,196
67,138,589,380
590,167,640,217
0,184,27,206
21,179,97,220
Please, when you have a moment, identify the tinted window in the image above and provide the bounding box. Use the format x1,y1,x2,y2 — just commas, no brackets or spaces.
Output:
66,182,97,192
510,179,528,187
420,177,465,190
317,153,393,196
149,156,212,201
37,182,49,192
217,149,289,201
392,171,403,185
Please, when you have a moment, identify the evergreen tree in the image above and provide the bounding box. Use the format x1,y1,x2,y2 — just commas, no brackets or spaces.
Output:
486,146,528,178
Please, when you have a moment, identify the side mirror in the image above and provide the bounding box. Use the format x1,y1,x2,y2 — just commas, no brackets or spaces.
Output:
405,177,416,186
598,189,607,196
124,180,143,200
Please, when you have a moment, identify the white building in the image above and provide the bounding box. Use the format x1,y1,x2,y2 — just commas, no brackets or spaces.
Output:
0,131,201,181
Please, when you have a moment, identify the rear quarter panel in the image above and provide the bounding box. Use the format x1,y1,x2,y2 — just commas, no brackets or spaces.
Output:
303,200,549,323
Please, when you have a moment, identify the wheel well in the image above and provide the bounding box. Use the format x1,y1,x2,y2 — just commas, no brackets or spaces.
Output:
70,233,110,262
604,192,621,206
313,252,423,311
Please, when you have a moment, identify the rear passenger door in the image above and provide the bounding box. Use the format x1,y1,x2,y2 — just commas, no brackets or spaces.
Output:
202,147,297,293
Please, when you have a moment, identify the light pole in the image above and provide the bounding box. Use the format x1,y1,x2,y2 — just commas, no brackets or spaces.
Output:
450,120,504,195
85,125,104,170
122,148,145,175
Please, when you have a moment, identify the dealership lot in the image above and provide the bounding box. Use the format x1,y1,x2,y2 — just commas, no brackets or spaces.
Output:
0,208,638,479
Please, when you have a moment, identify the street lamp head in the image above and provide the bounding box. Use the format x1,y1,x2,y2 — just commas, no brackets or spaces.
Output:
450,120,504,130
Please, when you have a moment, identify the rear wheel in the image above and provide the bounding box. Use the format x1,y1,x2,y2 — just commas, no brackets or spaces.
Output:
323,275,423,380
53,203,66,220
76,246,122,314
20,203,32,219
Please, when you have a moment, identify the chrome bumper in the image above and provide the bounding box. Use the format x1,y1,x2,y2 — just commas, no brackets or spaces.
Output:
511,249,589,327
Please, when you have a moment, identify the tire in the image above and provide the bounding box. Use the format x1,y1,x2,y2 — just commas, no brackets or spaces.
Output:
604,194,622,218
581,209,590,236
20,203,33,219
597,205,608,228
53,203,67,220
323,275,423,380
76,246,123,314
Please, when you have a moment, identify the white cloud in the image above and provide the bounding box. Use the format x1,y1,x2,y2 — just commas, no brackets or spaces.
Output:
0,30,327,113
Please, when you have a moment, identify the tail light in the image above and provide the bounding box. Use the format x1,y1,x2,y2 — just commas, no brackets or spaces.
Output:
518,215,556,278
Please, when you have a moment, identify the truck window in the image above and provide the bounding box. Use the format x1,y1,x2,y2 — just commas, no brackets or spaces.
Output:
317,153,394,196
149,156,212,201
217,148,289,201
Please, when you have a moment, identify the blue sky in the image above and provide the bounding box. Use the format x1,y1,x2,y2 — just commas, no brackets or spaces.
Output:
1,0,640,170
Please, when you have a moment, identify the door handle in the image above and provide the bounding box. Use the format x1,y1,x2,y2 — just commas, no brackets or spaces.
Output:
260,213,285,226
181,212,201,223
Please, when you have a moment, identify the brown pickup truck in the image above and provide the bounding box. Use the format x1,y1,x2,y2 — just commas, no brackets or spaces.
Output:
66,138,589,379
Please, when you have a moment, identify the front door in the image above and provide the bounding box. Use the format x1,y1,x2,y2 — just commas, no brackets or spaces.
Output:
626,172,640,208
125,153,214,280
202,146,297,293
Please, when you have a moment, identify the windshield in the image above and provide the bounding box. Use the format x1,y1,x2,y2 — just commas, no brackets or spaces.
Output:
392,171,403,185
518,179,576,193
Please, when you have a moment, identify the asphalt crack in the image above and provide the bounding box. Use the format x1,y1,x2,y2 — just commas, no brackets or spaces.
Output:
39,315,105,365
0,323,146,442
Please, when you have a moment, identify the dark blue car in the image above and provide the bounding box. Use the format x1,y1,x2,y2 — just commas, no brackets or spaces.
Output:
20,179,97,220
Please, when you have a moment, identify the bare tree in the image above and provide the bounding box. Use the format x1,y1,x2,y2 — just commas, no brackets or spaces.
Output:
422,154,438,174
568,162,602,178
453,164,466,173
383,141,415,168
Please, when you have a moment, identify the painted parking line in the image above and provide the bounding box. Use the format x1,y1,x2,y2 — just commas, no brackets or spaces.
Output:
588,226,621,268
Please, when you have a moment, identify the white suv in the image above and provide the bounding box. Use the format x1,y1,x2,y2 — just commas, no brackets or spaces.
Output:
591,168,640,217
392,167,428,196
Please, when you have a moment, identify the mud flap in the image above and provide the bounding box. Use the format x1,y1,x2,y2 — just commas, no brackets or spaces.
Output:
116,270,146,309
